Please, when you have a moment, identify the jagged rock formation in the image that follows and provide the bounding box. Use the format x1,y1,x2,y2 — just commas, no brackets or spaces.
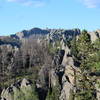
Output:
47,29,80,43
0,28,100,100
0,43,100,100
1,28,100,47
88,30,100,42
14,28,50,39
59,45,79,100
13,28,80,40
0,28,81,47
1,78,36,100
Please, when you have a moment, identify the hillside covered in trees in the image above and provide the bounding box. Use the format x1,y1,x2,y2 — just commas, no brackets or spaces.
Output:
0,28,100,100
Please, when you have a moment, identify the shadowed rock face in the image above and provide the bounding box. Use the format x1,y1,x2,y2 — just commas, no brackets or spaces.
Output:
0,36,21,47
47,29,81,43
0,28,81,47
1,28,100,47
12,28,81,41
15,28,50,39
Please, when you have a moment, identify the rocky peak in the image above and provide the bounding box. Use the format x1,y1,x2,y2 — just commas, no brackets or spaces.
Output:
15,28,50,39
47,28,81,43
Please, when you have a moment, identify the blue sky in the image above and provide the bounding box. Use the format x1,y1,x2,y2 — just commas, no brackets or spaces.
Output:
0,0,100,35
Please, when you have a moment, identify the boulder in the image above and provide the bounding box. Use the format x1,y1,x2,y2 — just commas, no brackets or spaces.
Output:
21,78,31,88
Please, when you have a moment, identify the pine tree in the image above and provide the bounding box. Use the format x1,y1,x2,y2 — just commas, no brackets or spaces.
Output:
77,30,92,59
87,38,100,72
71,37,78,58
72,30,97,100
76,30,93,71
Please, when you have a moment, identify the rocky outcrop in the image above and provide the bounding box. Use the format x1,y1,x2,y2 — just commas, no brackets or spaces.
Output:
1,78,35,100
59,44,81,100
64,65,75,85
47,29,81,43
1,28,81,47
1,28,100,47
96,30,100,38
36,49,65,100
61,45,71,66
60,77,73,100
15,28,50,39
49,69,58,87
1,28,100,100
0,36,21,47
88,32,99,42
0,42,99,100
88,30,100,42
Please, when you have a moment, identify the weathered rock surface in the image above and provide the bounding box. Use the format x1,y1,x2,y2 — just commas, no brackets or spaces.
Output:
88,30,100,42
60,45,81,100
47,29,80,44
1,78,34,100
15,28,50,39
60,77,73,100
88,32,99,42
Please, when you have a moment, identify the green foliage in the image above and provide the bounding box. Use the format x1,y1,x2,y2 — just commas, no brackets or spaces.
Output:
71,37,78,58
77,30,92,60
70,30,99,100
75,73,97,100
12,82,38,100
75,90,96,100
93,38,100,49
92,39,100,71
14,88,25,100
46,82,60,100
71,30,100,72
48,41,61,55
21,84,38,100
83,38,100,72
